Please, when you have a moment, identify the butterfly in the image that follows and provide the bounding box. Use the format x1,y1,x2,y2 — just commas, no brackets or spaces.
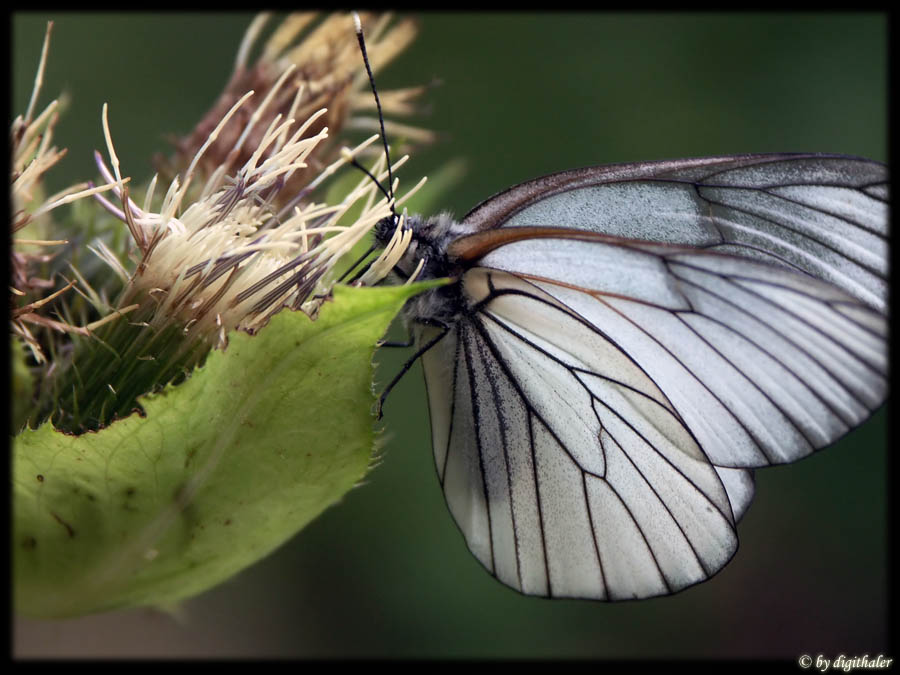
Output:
372,153,888,601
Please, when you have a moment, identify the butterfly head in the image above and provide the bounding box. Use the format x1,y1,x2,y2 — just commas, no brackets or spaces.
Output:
372,211,469,324
374,211,465,283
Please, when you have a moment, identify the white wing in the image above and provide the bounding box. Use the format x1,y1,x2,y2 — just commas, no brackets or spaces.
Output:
421,268,762,600
420,251,885,600
417,154,887,599
461,154,888,313
476,237,887,469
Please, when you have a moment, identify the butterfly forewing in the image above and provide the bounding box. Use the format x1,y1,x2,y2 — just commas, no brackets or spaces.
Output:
473,238,886,467
459,154,888,312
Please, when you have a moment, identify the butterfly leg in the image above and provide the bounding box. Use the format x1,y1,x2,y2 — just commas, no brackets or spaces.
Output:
375,319,450,420
378,336,415,348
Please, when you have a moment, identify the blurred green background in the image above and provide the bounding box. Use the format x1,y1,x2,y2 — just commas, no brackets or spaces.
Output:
13,12,887,658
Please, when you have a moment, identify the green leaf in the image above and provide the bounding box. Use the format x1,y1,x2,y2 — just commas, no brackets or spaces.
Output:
12,283,430,618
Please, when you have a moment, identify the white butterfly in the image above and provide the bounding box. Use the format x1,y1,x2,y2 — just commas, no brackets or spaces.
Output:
374,153,888,600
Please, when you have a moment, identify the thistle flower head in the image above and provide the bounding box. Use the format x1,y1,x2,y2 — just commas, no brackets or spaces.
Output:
97,85,416,347
17,12,427,434
42,64,422,432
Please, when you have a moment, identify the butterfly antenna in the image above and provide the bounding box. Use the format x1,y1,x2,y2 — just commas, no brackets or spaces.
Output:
353,12,397,211
346,155,393,203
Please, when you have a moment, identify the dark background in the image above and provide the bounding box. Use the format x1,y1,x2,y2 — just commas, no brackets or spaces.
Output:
13,12,887,659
